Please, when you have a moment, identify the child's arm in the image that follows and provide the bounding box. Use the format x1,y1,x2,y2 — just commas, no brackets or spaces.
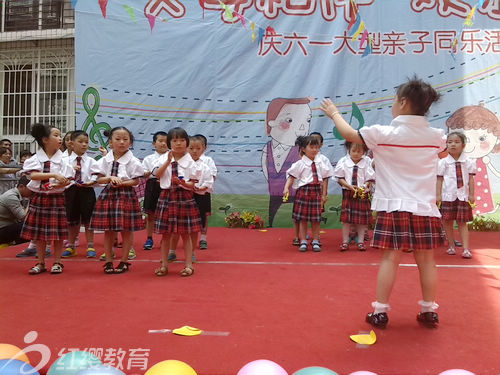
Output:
283,176,295,196
468,174,475,204
436,176,443,207
154,152,173,179
321,99,363,144
337,177,355,192
30,172,70,186
322,178,329,206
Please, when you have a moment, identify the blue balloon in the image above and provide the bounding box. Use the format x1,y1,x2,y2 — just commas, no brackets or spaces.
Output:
76,365,126,375
0,358,40,375
293,367,339,375
48,351,102,375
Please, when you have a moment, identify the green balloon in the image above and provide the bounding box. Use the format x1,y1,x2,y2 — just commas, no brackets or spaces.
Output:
293,367,339,375
48,351,102,375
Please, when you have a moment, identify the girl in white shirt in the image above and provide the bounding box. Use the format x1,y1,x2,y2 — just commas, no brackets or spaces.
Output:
21,123,73,275
437,132,476,259
153,127,201,277
89,127,145,274
284,136,332,252
335,142,375,251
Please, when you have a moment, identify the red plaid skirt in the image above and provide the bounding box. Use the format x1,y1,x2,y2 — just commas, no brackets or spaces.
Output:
371,211,445,250
21,192,68,241
292,184,322,222
89,185,145,232
340,189,372,225
440,199,473,222
155,188,202,234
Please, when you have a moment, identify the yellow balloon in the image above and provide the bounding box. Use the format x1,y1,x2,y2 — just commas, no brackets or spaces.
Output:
145,360,197,375
0,343,30,364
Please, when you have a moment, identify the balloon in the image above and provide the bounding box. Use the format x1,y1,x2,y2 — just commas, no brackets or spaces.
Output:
76,365,126,375
293,367,338,375
48,351,102,375
0,359,39,375
349,372,378,375
439,370,476,375
0,343,30,364
145,359,197,375
237,359,288,375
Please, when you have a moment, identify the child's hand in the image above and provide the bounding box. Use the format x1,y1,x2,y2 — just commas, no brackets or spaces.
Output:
99,146,108,156
167,152,173,164
320,99,339,119
321,195,328,206
436,199,442,209
78,181,95,187
172,176,182,185
109,176,122,187
54,174,69,185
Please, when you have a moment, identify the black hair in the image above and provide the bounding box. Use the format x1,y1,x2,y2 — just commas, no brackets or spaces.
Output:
396,75,441,116
70,130,88,141
153,131,168,143
295,135,320,149
19,150,33,159
310,132,324,144
192,134,207,147
447,131,466,145
0,147,11,157
167,127,189,148
344,141,368,154
17,175,30,187
0,138,12,146
30,123,57,149
103,126,134,146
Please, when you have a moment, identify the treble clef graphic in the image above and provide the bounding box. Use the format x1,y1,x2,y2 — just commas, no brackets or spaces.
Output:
81,87,111,152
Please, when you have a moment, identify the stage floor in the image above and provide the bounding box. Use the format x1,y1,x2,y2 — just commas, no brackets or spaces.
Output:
1,228,499,375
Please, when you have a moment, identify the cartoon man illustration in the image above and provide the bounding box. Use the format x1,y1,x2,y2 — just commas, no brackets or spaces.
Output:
446,103,500,215
261,97,312,226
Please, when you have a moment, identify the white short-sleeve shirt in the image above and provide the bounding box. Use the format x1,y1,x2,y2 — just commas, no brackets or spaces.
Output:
154,152,200,190
359,115,446,217
438,154,476,202
91,150,144,181
193,158,214,194
67,152,98,184
286,154,332,190
200,154,217,178
142,151,164,179
334,154,375,189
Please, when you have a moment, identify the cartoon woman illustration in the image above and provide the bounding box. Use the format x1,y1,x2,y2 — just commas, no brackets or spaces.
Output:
446,104,500,215
261,97,312,226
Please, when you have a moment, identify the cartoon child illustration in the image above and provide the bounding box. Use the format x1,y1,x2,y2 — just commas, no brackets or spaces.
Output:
261,97,312,226
446,104,500,215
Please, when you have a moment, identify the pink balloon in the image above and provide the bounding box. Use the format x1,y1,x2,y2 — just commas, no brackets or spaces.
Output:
439,370,476,375
349,372,378,375
237,359,288,375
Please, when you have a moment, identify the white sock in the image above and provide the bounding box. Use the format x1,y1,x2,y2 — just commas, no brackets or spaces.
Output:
371,301,391,314
200,234,207,241
419,300,439,313
169,249,176,254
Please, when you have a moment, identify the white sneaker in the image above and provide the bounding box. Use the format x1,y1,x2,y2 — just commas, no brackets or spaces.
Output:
446,247,456,255
462,249,472,259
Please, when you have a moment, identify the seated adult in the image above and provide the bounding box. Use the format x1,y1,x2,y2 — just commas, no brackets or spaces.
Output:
0,146,22,195
0,176,33,245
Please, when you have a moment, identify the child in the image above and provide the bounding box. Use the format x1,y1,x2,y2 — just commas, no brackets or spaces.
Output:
335,142,375,251
142,131,168,251
437,132,475,259
196,134,217,250
89,127,145,274
283,135,331,252
20,123,74,274
153,127,201,277
321,76,446,328
168,135,214,262
61,131,73,158
61,130,98,258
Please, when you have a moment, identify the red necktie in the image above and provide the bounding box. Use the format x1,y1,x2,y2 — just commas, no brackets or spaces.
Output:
351,165,358,186
111,161,119,177
311,162,319,184
40,161,51,189
75,156,82,182
455,162,464,188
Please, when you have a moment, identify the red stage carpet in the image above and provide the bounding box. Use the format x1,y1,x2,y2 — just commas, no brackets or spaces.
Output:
1,228,499,375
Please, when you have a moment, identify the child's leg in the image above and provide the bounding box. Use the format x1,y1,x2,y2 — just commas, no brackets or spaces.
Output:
67,225,79,247
299,220,307,241
413,249,437,303
103,231,115,261
169,233,180,260
311,221,320,241
35,240,47,264
293,221,300,243
356,224,367,244
146,214,154,239
190,232,198,259
457,222,469,249
375,250,402,304
180,233,194,271
52,240,63,263
84,225,94,247
120,231,133,262
342,223,351,243
442,220,455,249
160,233,172,267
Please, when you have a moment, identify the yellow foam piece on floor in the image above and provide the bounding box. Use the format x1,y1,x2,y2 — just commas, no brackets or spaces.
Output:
259,229,268,232
0,243,10,249
172,326,202,336
320,231,326,234
350,330,376,345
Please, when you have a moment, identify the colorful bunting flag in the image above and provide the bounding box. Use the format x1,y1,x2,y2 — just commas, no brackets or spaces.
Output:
348,0,359,31
146,14,156,32
98,0,108,18
251,22,256,42
258,27,265,45
359,29,369,48
265,26,276,36
124,5,136,23
235,12,246,28
349,16,361,37
70,0,78,9
219,1,234,22
351,21,365,41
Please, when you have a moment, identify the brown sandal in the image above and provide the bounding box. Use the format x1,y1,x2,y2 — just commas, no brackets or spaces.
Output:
155,265,168,277
180,266,194,277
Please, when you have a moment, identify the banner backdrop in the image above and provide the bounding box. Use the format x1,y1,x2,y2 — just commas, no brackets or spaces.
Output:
75,0,500,227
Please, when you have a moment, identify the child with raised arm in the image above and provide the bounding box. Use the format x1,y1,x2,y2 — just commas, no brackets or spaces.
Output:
335,142,375,251
437,132,475,259
283,135,331,252
61,130,98,258
89,126,145,274
321,76,446,328
21,123,73,274
153,127,201,277
142,131,168,251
